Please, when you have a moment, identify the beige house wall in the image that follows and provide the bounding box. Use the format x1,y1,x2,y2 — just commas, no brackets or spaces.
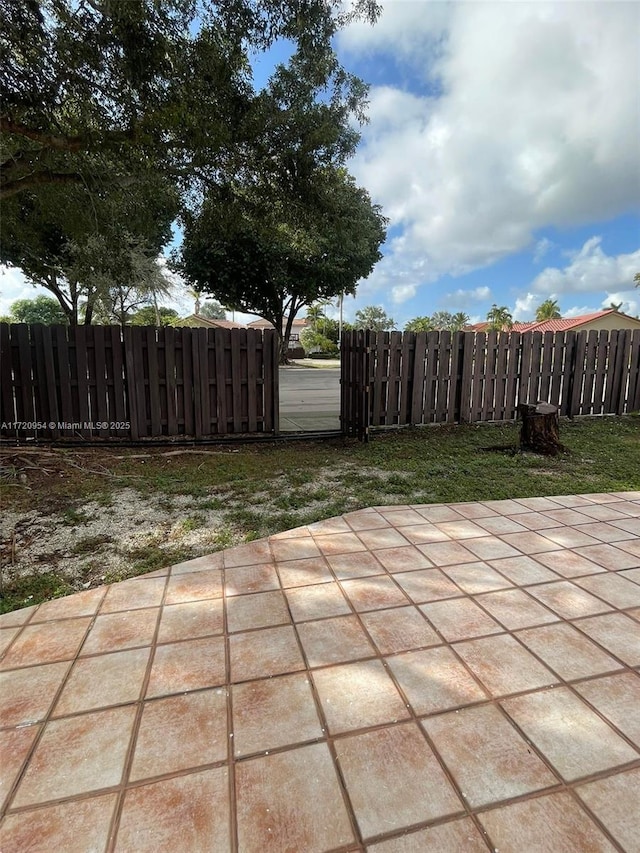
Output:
575,314,640,333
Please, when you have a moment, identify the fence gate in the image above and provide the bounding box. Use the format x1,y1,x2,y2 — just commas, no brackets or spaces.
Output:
340,330,372,441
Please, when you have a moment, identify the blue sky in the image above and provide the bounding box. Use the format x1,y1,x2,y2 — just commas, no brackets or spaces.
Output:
2,1,639,326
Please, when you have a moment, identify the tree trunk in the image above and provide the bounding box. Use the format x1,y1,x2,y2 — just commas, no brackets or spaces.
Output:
518,402,566,456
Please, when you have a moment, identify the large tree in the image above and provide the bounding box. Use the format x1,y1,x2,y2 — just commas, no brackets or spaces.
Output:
2,295,67,325
535,298,561,321
486,304,514,331
1,0,379,201
354,306,395,331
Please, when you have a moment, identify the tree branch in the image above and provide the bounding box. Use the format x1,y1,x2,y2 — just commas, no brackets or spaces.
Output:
0,170,87,199
0,117,85,152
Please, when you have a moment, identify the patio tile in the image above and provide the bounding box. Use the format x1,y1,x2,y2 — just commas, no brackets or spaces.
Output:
157,598,223,643
387,646,487,714
574,672,640,746
610,517,640,535
576,768,640,853
577,504,630,522
31,586,106,622
417,540,477,566
574,613,640,665
146,635,226,697
129,689,227,780
361,606,441,654
116,767,230,852
473,515,529,535
312,659,409,733
433,519,490,539
621,566,640,584
510,511,560,530
0,794,117,853
476,499,530,515
80,609,158,656
516,622,623,680
223,540,272,568
488,555,560,585
341,575,409,611
307,516,351,534
573,543,640,570
442,561,514,594
450,502,499,519
276,557,333,588
372,545,432,573
357,527,411,551
475,588,558,630
366,817,488,852
53,647,150,716
164,568,223,604
0,605,36,628
0,725,40,811
270,537,321,562
326,551,384,579
12,705,136,807
422,704,557,808
574,572,640,609
539,526,602,548
542,508,595,526
402,523,451,544
393,568,462,602
499,531,563,554
612,500,640,514
0,661,70,727
534,550,606,578
235,743,354,852
313,532,368,556
617,538,640,558
413,505,465,522
296,615,376,667
285,582,351,622
270,525,311,540
453,634,558,697
420,598,503,642
99,577,166,613
335,723,462,840
229,625,305,682
515,496,561,511
377,508,429,527
0,617,91,669
581,492,631,503
345,509,390,531
0,627,19,657
527,581,611,619
547,494,596,507
574,521,635,543
501,687,638,781
232,672,322,756
226,590,290,633
478,792,616,853
223,563,280,595
171,552,223,574
462,537,522,561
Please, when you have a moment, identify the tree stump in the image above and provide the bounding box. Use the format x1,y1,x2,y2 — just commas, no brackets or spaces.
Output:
518,401,566,456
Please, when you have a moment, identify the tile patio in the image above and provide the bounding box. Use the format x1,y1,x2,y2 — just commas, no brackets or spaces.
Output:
1,492,639,852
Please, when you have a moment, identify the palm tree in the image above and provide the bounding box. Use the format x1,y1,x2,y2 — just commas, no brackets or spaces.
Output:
451,312,470,331
486,304,513,331
188,287,201,315
306,303,326,331
405,316,435,332
535,298,561,321
608,301,623,311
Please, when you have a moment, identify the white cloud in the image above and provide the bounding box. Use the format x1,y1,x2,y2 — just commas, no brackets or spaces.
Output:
391,283,417,304
533,238,554,263
443,285,491,309
0,266,50,315
341,1,640,298
601,291,639,317
531,237,640,295
512,292,538,321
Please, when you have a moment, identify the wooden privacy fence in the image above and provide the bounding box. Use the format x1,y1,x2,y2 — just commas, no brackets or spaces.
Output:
341,328,640,435
0,323,279,441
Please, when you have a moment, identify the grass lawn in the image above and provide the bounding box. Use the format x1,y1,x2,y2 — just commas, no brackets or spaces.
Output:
1,416,638,613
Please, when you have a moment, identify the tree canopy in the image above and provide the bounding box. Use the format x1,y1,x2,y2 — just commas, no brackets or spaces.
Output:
1,295,67,325
199,300,226,320
486,304,514,331
535,298,561,321
404,312,469,333
353,305,395,331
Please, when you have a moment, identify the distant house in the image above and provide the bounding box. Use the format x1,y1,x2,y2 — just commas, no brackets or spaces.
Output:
176,315,247,330
470,309,640,334
247,317,309,349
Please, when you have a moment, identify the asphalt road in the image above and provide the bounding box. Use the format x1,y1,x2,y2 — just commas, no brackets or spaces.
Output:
279,367,340,413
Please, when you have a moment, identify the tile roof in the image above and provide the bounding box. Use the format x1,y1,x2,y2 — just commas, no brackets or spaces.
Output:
470,310,630,333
